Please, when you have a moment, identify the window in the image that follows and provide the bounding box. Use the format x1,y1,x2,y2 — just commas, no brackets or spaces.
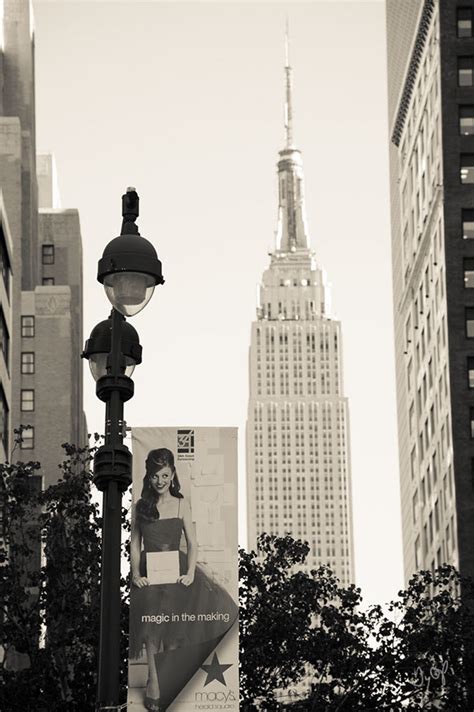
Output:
412,490,418,524
20,389,34,412
20,425,34,450
458,8,473,37
410,447,417,479
41,243,55,265
0,309,8,369
463,209,474,239
0,225,10,298
470,407,474,438
409,402,415,435
42,277,55,286
415,535,421,569
460,106,474,135
0,386,8,451
21,352,34,375
465,258,474,287
467,308,474,337
21,316,34,337
469,358,474,388
461,154,474,183
458,57,474,86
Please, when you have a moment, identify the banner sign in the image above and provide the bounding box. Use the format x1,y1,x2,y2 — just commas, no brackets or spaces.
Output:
127,427,239,711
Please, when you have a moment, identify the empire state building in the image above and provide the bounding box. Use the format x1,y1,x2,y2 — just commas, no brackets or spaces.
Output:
246,38,355,585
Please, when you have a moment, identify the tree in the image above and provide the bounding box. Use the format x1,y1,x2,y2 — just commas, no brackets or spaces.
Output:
239,533,474,711
0,435,129,711
239,534,317,709
2,449,473,712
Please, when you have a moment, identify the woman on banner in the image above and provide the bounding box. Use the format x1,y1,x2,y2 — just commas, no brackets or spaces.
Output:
130,447,237,712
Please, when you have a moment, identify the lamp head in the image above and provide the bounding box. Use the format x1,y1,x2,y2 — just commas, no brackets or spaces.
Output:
97,188,164,316
82,315,142,381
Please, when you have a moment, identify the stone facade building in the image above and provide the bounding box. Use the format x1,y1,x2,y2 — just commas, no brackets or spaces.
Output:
246,42,355,585
387,0,474,583
0,0,86,484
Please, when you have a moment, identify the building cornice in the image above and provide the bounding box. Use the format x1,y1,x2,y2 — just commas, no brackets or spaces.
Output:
391,0,435,147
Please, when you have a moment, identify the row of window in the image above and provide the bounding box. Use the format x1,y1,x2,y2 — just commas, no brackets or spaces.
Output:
257,351,336,362
456,13,474,521
257,330,336,347
277,278,313,287
259,304,324,321
400,1,460,569
0,247,57,454
399,31,440,273
409,413,451,475
398,11,439,153
254,405,346,420
0,416,33,451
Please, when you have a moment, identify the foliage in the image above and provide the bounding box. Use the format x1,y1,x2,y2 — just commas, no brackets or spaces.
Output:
0,433,130,711
2,446,474,712
239,533,474,711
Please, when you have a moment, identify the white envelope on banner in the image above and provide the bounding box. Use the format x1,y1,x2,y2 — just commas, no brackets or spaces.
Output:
146,551,180,585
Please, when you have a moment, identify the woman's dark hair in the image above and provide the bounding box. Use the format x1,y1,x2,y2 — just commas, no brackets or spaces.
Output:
136,447,183,522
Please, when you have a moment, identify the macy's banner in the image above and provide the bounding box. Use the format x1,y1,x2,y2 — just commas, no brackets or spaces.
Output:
127,427,239,711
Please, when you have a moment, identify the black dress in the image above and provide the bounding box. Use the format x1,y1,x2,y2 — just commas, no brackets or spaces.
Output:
129,510,238,660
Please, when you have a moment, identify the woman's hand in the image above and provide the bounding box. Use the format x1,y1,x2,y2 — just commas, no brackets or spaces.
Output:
132,575,149,588
178,573,194,587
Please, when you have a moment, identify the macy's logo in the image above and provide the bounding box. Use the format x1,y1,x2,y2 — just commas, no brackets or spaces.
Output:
195,690,237,703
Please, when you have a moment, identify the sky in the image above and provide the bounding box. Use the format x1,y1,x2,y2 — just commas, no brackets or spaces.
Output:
32,0,402,608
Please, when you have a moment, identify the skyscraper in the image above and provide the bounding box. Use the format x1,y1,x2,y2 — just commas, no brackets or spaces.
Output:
0,0,86,483
246,36,355,585
387,0,474,584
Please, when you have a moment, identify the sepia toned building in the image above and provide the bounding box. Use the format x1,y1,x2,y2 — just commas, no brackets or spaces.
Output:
0,195,14,464
387,0,474,584
246,42,355,586
0,0,86,481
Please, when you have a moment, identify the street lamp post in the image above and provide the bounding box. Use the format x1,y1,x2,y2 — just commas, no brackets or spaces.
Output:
82,189,164,711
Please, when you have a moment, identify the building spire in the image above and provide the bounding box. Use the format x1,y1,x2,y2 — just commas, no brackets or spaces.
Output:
275,22,310,253
284,18,293,149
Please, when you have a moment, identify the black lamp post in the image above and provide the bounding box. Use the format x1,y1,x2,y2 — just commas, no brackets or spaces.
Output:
82,188,164,711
